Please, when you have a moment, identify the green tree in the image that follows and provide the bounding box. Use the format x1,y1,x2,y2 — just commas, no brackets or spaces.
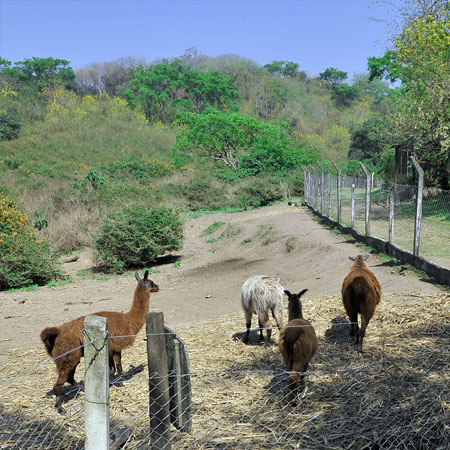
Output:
1,57,76,90
124,60,240,121
348,117,389,164
319,67,348,85
174,109,306,175
331,84,360,108
368,12,450,187
264,60,301,77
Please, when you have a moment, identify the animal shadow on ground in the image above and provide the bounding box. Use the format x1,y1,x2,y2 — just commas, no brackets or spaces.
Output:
49,364,145,414
232,330,276,346
324,316,352,344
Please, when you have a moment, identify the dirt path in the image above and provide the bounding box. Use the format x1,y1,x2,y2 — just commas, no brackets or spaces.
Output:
0,203,444,361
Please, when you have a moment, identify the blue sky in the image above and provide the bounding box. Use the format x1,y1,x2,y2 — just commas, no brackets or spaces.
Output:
0,0,392,80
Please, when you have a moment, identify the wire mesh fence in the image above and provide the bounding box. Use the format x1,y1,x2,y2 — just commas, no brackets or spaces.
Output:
305,164,450,271
1,291,449,449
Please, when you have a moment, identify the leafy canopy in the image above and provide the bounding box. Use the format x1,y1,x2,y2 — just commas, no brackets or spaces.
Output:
319,67,348,85
174,109,308,175
124,60,240,122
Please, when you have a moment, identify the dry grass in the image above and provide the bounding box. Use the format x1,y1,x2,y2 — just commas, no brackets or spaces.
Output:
0,291,449,449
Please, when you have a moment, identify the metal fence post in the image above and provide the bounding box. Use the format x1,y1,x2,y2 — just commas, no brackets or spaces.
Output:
332,161,342,224
360,163,372,236
147,312,172,450
84,315,110,450
327,172,331,217
410,156,424,256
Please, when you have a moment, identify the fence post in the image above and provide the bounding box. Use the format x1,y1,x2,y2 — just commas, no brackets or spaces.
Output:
84,315,110,450
389,191,394,243
332,161,342,224
410,156,424,256
318,163,325,214
303,167,309,205
351,184,355,229
147,312,172,450
309,166,317,210
360,162,372,236
327,172,331,217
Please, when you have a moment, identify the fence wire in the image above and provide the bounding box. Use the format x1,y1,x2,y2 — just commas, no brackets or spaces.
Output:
307,171,450,270
0,291,449,449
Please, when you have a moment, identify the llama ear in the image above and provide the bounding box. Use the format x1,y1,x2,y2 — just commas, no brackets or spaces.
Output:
276,277,281,283
144,270,149,280
363,253,370,261
298,289,308,297
135,272,141,282
284,290,291,297
348,256,355,261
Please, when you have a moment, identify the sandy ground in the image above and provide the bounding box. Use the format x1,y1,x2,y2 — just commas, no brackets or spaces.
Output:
0,203,445,363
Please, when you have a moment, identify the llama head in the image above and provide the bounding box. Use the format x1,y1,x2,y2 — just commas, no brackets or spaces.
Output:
348,253,370,265
135,270,159,292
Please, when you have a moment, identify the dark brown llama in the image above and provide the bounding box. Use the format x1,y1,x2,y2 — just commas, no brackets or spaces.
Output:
40,270,158,395
341,254,381,352
278,288,318,404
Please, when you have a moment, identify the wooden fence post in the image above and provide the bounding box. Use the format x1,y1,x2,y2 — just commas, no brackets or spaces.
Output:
327,172,332,217
318,163,325,214
389,191,394,244
332,161,342,224
165,328,192,433
147,312,172,450
351,184,355,229
303,167,309,205
410,156,424,256
360,162,372,236
309,166,317,210
84,315,110,450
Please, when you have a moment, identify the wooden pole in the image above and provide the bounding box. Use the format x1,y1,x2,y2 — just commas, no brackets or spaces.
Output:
147,312,172,450
360,162,372,236
327,172,331,217
318,163,325,214
389,192,394,244
332,161,342,224
309,166,317,210
351,184,355,229
84,315,110,450
303,168,309,205
410,156,424,256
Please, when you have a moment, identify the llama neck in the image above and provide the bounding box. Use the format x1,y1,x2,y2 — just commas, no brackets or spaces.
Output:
288,299,303,322
128,285,150,323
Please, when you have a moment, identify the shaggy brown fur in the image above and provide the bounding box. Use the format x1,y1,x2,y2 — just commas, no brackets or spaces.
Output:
341,254,381,352
278,288,318,404
40,270,159,395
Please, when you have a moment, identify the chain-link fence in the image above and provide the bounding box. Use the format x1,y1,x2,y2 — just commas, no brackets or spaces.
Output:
305,162,450,273
1,291,449,449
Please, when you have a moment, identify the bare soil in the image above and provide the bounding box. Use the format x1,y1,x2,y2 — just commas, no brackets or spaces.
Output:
0,203,444,362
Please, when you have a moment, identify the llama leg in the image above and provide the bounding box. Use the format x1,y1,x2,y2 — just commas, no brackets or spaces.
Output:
109,356,116,376
113,352,123,375
271,307,283,339
348,313,359,340
259,312,271,343
67,366,79,386
243,311,252,343
358,316,369,352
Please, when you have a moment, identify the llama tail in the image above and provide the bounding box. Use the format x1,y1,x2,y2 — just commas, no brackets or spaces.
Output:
40,327,60,355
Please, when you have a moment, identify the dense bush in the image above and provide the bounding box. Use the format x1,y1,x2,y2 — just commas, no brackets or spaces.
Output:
0,191,60,290
94,204,184,270
0,112,21,141
237,177,284,209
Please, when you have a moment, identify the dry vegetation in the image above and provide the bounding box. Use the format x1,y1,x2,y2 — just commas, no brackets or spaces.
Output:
0,292,449,449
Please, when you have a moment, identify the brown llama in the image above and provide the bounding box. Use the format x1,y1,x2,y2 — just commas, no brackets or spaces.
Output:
278,288,317,404
40,270,159,395
341,253,381,352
